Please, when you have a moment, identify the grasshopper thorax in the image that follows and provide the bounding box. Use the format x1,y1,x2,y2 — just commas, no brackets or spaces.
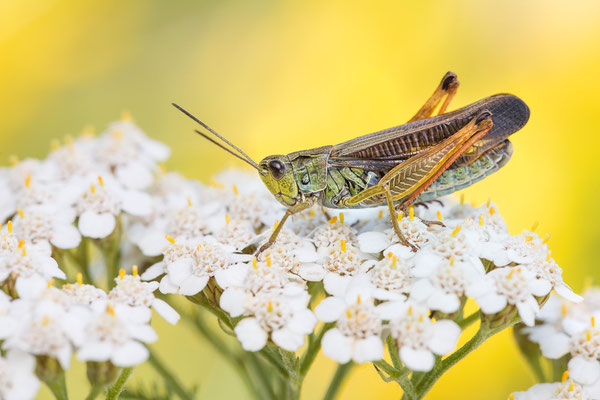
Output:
258,155,300,207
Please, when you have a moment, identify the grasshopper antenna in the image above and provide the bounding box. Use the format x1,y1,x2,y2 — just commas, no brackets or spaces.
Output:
172,103,260,170
193,130,259,170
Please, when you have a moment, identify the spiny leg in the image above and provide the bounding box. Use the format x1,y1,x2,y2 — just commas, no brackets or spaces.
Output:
257,208,293,255
397,113,494,211
256,201,312,255
408,71,460,122
398,201,446,227
411,199,444,210
383,185,417,251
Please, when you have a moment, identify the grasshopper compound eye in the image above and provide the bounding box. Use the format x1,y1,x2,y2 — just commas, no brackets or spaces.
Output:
269,160,286,180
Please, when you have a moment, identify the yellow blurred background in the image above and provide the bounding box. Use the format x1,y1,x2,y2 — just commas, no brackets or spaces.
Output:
2,0,600,398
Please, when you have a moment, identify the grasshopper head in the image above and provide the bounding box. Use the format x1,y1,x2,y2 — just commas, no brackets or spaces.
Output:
258,155,300,207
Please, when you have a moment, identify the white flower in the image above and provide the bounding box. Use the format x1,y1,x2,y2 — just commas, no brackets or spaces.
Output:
77,304,157,367
413,225,484,278
0,291,17,339
62,281,107,307
76,175,151,238
411,256,482,314
523,253,582,302
4,298,83,369
13,206,81,250
0,245,65,298
312,215,357,249
385,213,434,249
96,119,169,190
367,250,412,301
156,236,248,297
0,226,18,256
287,206,327,237
316,275,387,363
316,240,370,296
512,373,600,400
234,291,316,352
109,268,179,325
568,326,600,386
218,259,305,318
357,230,391,254
468,266,544,326
388,303,461,371
216,216,256,251
459,206,509,259
226,189,283,230
484,230,549,268
0,350,40,400
257,228,320,281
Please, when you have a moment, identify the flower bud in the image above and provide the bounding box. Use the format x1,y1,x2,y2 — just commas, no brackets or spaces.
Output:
35,355,64,384
86,361,121,387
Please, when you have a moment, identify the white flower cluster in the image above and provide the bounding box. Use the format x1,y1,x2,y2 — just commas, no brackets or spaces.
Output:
0,117,180,399
512,289,600,399
0,115,584,399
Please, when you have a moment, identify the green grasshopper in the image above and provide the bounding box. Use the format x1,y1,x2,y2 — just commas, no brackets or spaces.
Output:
173,71,529,253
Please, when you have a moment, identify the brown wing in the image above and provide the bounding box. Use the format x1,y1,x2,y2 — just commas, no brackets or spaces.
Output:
345,116,493,207
330,94,529,169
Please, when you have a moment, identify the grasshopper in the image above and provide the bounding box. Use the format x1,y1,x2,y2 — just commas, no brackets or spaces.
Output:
173,71,529,253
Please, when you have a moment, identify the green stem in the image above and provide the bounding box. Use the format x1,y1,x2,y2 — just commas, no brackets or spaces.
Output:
413,323,512,399
300,323,333,376
180,304,261,399
106,367,133,400
260,345,289,379
323,362,353,400
148,351,194,400
246,353,276,400
44,373,69,400
458,310,480,330
188,293,234,330
78,237,93,284
386,335,402,369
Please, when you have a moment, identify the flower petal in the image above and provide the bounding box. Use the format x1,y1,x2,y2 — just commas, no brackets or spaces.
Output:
352,336,384,363
297,263,326,282
287,309,317,334
272,328,305,351
51,223,81,249
78,211,115,238
112,340,150,367
358,231,390,254
178,275,209,296
400,346,435,372
321,329,353,364
235,318,268,351
141,262,165,281
429,320,461,355
569,356,600,385
152,298,180,325
220,288,248,318
166,259,193,285
315,297,346,322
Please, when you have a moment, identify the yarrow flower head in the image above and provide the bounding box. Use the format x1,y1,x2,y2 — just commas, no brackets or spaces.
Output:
0,111,586,399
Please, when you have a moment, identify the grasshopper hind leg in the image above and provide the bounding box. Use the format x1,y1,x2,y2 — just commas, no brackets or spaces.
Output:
409,71,460,122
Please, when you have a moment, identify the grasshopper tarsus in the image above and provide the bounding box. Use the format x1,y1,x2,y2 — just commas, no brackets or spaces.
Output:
441,71,459,91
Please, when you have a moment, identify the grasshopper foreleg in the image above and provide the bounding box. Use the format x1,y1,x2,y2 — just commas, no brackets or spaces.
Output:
256,201,312,256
